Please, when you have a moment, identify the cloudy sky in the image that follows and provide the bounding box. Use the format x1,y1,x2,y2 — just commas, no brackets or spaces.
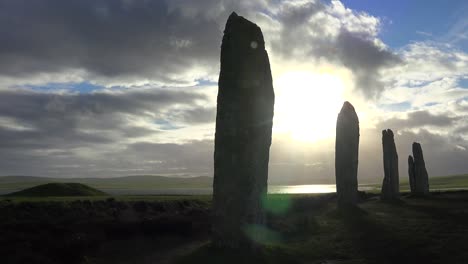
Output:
0,0,467,183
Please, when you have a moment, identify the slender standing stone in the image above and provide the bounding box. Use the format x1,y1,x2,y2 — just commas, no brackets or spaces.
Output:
381,129,400,200
335,101,360,206
411,142,429,195
408,155,416,193
212,12,275,248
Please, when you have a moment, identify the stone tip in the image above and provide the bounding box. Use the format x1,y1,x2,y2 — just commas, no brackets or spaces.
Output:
222,11,265,51
341,101,355,112
226,12,240,25
408,155,414,161
337,101,359,124
382,129,394,138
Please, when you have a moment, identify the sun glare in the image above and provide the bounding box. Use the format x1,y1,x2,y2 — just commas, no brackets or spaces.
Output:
274,70,346,142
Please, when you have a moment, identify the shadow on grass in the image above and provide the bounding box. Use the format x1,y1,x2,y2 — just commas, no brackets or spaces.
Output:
174,242,301,264
403,192,468,224
334,204,439,264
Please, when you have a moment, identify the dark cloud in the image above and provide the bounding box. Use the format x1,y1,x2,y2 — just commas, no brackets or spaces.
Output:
0,85,218,177
0,139,215,178
267,2,402,98
335,30,402,98
124,140,213,173
0,0,402,98
355,127,468,182
168,107,216,124
395,129,468,177
0,0,223,82
0,87,211,151
379,110,460,130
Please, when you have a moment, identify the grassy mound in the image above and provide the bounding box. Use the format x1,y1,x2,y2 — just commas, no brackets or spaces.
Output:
6,183,108,197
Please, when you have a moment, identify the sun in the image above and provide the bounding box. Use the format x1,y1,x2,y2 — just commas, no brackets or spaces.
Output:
274,70,346,142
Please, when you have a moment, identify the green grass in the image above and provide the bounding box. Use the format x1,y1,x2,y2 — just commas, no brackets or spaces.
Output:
175,192,468,264
2,190,468,263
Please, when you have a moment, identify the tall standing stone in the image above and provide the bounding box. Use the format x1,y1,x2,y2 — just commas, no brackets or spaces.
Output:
410,142,429,195
381,129,400,200
408,155,416,193
212,12,275,248
335,101,360,206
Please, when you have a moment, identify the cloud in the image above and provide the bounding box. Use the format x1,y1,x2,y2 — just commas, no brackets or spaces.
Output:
0,0,225,86
261,0,401,98
0,0,402,98
0,86,214,149
334,30,401,98
0,84,219,177
379,110,460,130
360,125,468,179
0,0,467,180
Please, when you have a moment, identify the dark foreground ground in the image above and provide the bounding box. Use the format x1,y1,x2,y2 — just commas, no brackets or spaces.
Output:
1,191,468,264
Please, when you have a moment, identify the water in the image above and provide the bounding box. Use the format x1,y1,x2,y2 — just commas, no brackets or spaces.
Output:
103,185,340,195
270,184,336,194
102,184,379,195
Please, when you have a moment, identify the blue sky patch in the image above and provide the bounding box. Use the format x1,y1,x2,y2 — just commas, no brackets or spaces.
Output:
19,82,105,93
380,101,411,112
154,119,184,130
70,82,105,93
195,78,217,86
341,0,468,51
459,78,468,89
424,102,439,107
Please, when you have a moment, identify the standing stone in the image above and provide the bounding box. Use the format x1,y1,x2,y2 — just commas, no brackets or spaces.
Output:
335,101,360,206
410,142,429,195
212,12,275,248
408,155,416,193
381,129,400,200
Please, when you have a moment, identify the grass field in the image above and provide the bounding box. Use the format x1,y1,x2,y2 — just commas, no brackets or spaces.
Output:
2,174,468,263
176,192,468,264
2,191,468,263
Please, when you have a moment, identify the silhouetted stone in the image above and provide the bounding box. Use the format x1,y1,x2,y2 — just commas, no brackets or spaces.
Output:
381,129,400,200
408,155,416,193
212,12,275,248
335,101,359,206
411,142,429,195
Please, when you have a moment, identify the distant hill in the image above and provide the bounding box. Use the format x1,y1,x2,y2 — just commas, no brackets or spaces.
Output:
2,174,468,194
6,183,107,197
0,175,213,191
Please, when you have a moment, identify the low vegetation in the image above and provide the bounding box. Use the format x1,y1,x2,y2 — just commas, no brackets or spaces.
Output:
177,192,468,264
1,191,468,263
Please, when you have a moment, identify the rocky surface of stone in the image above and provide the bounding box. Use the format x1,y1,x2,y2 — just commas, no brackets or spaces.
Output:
381,129,400,200
335,101,360,206
410,142,429,195
408,155,416,193
212,12,275,248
